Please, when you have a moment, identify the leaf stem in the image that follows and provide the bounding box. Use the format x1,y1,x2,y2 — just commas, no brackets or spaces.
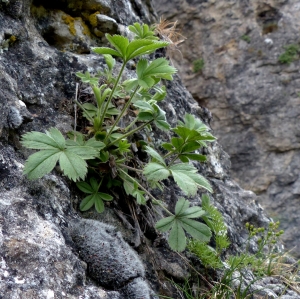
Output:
105,85,139,142
107,120,152,147
99,62,126,130
168,154,180,166
118,168,173,216
74,99,94,122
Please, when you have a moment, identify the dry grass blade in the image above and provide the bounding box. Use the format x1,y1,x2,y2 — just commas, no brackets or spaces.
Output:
154,17,186,48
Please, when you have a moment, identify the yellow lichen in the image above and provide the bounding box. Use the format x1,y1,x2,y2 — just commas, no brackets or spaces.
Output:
62,14,77,36
76,17,91,37
9,35,17,43
89,11,100,28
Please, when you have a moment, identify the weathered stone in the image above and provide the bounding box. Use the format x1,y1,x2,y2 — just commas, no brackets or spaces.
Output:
0,0,299,298
153,0,300,257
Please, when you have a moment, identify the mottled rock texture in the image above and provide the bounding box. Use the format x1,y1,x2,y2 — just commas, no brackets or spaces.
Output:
153,0,300,257
0,0,297,298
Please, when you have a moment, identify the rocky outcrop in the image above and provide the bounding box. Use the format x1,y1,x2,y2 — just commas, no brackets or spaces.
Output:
153,0,300,257
0,0,298,298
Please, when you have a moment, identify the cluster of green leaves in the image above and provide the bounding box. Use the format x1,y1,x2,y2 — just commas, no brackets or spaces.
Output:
240,34,251,43
169,221,298,299
205,222,297,299
155,198,211,251
242,221,285,277
187,194,230,269
278,44,300,64
193,58,204,73
21,23,216,252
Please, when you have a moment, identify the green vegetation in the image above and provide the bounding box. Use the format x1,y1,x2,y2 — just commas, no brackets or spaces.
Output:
193,58,205,73
278,44,300,64
22,23,217,252
163,221,299,299
240,34,251,43
187,194,230,269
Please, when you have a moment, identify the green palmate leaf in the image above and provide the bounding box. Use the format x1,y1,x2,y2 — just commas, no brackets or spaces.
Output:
169,220,186,252
129,22,159,40
143,162,170,181
179,218,211,242
175,198,190,215
169,163,213,195
76,181,94,194
22,132,60,150
144,146,166,165
22,128,101,181
59,151,88,181
155,216,176,232
95,195,105,213
137,58,176,88
181,206,206,218
23,149,61,180
92,47,121,58
80,194,97,211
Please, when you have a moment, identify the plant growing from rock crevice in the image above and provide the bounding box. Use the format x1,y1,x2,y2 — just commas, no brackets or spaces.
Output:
22,22,216,252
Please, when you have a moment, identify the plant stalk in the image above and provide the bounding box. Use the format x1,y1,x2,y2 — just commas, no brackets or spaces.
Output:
105,85,139,141
107,120,152,148
99,62,126,130
118,168,173,216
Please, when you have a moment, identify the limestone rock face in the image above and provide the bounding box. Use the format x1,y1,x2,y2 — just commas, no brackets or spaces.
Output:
0,0,297,298
153,0,300,257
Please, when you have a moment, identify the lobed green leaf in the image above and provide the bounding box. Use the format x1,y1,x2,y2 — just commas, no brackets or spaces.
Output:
169,221,186,252
80,194,96,211
181,206,206,219
175,198,190,215
23,149,61,180
143,162,170,181
155,216,175,232
179,218,211,242
76,181,94,194
144,146,166,165
95,195,105,213
59,151,88,181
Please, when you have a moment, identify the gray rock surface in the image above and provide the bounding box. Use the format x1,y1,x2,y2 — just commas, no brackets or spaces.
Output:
0,0,299,298
153,0,300,257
